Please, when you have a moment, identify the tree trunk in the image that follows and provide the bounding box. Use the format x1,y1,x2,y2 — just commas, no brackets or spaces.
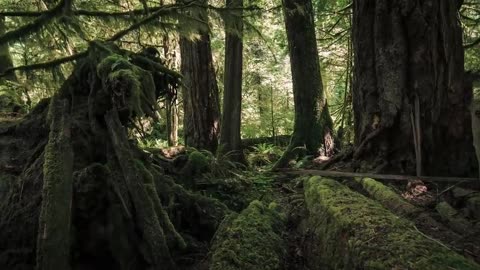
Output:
219,0,245,162
166,98,178,146
179,0,221,153
274,0,327,168
36,97,73,270
352,0,475,176
0,16,16,82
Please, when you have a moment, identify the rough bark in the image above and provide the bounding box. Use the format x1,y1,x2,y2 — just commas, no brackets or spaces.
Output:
352,0,474,176
274,0,328,168
219,0,245,162
179,0,221,152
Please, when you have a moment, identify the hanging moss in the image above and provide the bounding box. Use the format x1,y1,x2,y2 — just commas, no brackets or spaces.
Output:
209,200,287,270
303,177,479,270
96,54,158,119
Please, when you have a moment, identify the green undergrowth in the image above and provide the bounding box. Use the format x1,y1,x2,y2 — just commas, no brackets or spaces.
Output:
303,177,479,270
199,171,278,212
209,200,287,270
176,149,278,211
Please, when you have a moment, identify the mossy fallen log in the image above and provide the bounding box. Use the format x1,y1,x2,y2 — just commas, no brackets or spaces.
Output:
355,177,420,217
209,200,286,270
303,176,479,270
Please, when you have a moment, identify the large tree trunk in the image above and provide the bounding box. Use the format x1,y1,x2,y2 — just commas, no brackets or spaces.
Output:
179,1,221,153
274,0,328,168
352,0,474,176
219,0,245,162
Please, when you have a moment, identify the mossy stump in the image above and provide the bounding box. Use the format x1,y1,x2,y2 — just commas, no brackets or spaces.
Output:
303,176,479,269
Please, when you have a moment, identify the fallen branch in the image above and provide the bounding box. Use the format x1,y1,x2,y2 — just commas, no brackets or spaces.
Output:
276,169,479,183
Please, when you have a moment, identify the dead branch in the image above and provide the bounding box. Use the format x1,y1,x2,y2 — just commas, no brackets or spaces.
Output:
276,169,479,183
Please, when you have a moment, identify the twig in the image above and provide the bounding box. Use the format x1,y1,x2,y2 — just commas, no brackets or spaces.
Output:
414,225,452,251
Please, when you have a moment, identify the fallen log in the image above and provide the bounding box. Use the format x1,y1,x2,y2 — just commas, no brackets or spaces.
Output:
302,176,479,269
355,177,421,217
279,169,478,182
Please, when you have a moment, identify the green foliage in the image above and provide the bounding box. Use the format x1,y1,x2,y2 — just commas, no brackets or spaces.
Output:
246,143,283,168
0,82,26,114
461,1,480,71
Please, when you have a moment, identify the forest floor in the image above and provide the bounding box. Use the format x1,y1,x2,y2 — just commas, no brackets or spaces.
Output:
188,151,480,269
2,110,480,268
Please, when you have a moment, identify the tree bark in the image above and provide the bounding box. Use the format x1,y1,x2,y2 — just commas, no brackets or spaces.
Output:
352,0,475,176
36,97,73,270
274,0,327,168
0,16,16,82
219,0,245,162
179,0,220,152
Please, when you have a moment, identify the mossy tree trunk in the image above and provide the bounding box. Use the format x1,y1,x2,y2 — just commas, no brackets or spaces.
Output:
352,0,474,175
36,97,73,270
179,0,221,153
219,0,245,163
274,0,330,168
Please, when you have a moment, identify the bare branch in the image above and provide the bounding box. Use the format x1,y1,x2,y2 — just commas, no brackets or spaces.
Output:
0,51,87,76
464,37,480,49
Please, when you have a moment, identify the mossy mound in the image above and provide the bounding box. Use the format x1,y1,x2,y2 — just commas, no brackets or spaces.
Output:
303,176,479,270
209,200,287,270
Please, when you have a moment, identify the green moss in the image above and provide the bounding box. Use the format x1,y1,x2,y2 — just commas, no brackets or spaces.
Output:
189,151,210,171
134,159,186,250
303,177,479,270
96,54,131,78
210,200,286,270
356,177,420,217
37,96,74,270
96,54,158,119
